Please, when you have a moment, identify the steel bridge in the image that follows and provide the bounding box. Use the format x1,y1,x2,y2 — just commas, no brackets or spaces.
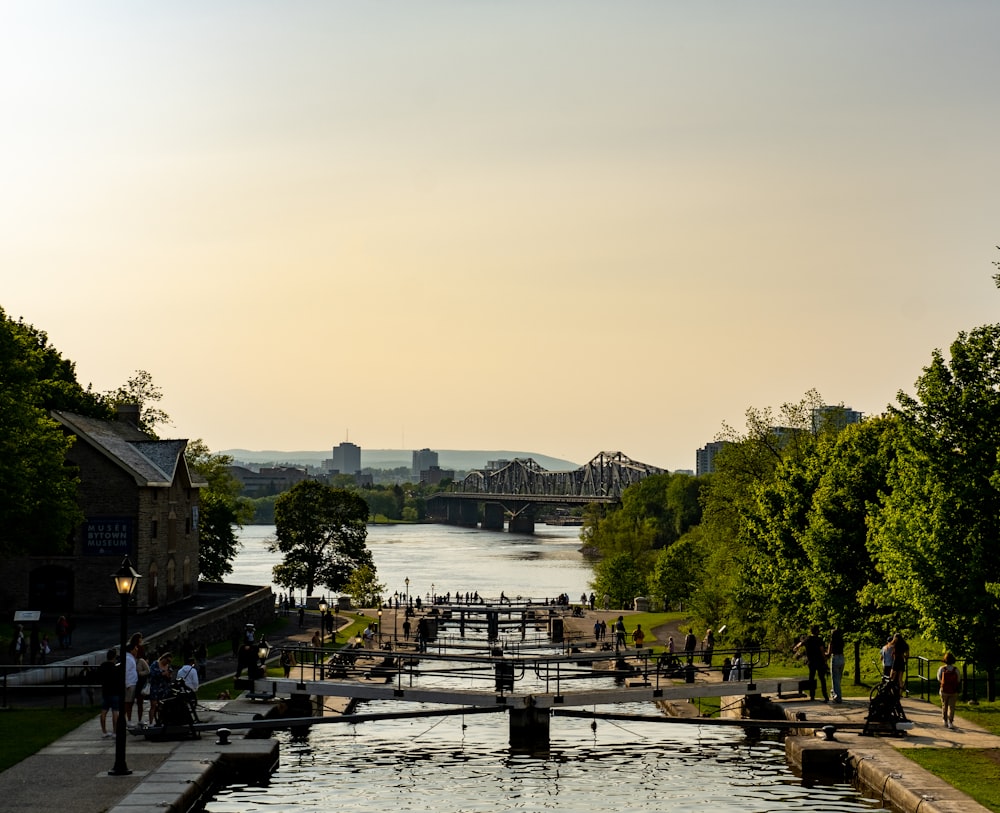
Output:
425,451,664,533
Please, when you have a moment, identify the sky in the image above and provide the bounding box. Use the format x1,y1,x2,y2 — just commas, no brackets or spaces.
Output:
3,2,999,472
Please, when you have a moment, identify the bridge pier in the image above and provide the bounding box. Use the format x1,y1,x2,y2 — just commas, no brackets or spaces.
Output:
508,504,535,535
459,499,479,527
481,502,505,531
509,705,550,752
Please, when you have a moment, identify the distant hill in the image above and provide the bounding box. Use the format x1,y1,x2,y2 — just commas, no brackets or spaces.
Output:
222,448,582,472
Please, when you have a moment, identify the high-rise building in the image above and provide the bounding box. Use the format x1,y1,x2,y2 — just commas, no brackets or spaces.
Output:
812,405,864,432
331,441,361,475
696,441,730,475
412,448,438,477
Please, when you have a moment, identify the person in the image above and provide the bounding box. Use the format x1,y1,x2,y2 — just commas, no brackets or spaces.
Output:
416,617,429,653
614,616,627,650
880,635,894,678
147,652,173,726
38,634,51,664
311,630,322,660
599,619,607,642
124,639,139,725
702,629,715,666
684,628,697,665
632,624,645,649
98,648,120,738
793,625,829,702
594,619,602,642
56,615,70,649
363,623,375,648
937,652,961,729
280,649,296,677
135,650,151,724
79,659,96,705
9,624,25,665
176,655,200,692
298,607,305,628
827,628,845,703
890,633,910,690
729,651,743,681
402,618,411,641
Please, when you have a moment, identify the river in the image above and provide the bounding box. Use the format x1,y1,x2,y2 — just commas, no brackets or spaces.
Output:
206,523,882,812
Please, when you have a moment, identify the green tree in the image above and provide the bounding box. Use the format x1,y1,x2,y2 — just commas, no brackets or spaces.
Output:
104,369,170,436
590,552,646,610
872,323,1000,699
185,440,255,582
0,310,111,557
343,564,385,608
270,480,373,597
648,531,705,610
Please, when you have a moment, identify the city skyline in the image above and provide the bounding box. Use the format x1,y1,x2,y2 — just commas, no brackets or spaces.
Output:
3,3,999,472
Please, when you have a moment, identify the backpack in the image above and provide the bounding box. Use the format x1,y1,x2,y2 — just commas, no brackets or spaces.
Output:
940,666,960,694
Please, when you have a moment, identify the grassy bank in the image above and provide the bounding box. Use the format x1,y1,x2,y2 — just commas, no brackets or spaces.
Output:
0,707,97,772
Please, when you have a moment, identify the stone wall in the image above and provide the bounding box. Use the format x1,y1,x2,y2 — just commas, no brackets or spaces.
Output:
141,585,276,660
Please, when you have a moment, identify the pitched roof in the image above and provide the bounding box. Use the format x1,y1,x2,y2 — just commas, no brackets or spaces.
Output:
50,411,207,488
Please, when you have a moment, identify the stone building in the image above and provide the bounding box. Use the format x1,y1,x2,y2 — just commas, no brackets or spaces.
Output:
5,408,205,615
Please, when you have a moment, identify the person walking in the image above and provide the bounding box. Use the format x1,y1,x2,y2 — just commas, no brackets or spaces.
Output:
793,625,829,702
98,648,120,738
702,629,715,666
828,628,845,703
684,628,697,665
937,652,961,729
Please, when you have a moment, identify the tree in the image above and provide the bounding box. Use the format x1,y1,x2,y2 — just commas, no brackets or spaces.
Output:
871,323,1000,699
104,369,170,436
590,552,646,610
270,480,373,597
648,532,705,610
185,440,255,582
0,310,111,557
343,564,385,608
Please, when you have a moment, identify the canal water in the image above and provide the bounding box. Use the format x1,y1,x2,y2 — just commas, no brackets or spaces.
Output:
206,523,883,812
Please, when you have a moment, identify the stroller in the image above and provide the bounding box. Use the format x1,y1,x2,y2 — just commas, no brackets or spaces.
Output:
151,679,201,739
862,677,909,736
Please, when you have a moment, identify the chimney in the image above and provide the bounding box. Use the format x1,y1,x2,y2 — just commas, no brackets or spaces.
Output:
116,403,141,427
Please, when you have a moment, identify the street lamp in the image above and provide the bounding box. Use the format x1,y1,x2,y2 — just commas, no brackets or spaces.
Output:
377,608,383,647
431,583,435,604
405,577,410,603
317,599,328,646
109,556,140,777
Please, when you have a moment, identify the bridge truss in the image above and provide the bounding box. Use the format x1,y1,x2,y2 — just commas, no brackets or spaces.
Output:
457,451,663,501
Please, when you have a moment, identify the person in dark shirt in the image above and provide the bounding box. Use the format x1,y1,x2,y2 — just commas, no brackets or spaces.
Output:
98,648,120,738
793,626,829,701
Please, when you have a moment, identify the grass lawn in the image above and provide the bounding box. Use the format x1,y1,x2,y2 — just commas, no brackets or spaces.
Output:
0,707,97,772
903,748,1000,812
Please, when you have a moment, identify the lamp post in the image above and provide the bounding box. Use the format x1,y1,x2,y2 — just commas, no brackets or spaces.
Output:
405,577,410,603
377,608,383,647
109,556,140,777
317,599,328,647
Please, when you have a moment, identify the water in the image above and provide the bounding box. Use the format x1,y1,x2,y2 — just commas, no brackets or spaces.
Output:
206,523,882,812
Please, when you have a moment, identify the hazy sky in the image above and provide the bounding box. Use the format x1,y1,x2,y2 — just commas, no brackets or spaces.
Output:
3,2,999,471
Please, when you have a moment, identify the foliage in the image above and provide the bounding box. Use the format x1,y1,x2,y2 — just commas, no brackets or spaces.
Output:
0,310,113,557
648,531,705,610
589,552,647,610
103,369,170,436
583,473,703,564
343,564,386,608
871,324,1000,697
186,439,255,582
270,480,373,596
